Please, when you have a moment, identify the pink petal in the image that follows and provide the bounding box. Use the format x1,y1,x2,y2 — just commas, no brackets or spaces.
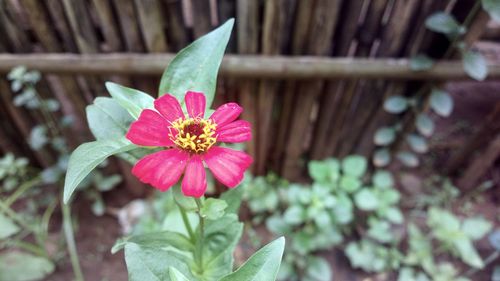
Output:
217,120,252,143
204,146,253,188
132,149,188,191
154,93,184,123
181,155,207,197
126,109,174,147
185,91,206,119
209,103,243,127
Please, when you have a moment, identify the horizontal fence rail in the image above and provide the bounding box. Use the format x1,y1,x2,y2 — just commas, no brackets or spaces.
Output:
0,54,499,80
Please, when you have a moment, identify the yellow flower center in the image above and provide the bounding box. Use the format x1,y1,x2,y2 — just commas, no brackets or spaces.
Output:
169,117,217,154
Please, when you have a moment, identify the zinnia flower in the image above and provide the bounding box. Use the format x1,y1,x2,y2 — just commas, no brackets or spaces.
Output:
126,91,253,197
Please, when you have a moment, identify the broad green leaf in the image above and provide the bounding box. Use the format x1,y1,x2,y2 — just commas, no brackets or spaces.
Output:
489,229,500,250
453,236,484,268
430,89,453,117
64,138,136,203
483,0,500,21
159,19,234,111
373,148,391,167
374,127,396,146
169,267,190,281
219,237,285,281
341,155,367,177
200,198,228,220
0,251,55,281
199,214,243,280
340,176,362,193
112,231,194,254
266,215,291,235
397,151,419,167
283,205,305,225
220,186,244,214
308,158,340,183
125,242,194,281
461,217,492,240
105,82,154,120
406,134,428,153
384,96,408,114
415,114,434,137
86,97,134,140
373,170,394,188
368,219,393,243
304,256,332,281
0,213,19,239
385,207,404,224
425,12,465,36
410,54,434,71
462,50,488,81
354,189,379,211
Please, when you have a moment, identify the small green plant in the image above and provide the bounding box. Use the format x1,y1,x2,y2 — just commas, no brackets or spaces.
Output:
244,155,404,280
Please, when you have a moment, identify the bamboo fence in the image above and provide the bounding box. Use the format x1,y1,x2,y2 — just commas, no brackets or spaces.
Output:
0,0,495,184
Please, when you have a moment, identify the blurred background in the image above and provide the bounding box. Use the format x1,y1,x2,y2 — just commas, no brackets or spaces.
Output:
0,0,499,280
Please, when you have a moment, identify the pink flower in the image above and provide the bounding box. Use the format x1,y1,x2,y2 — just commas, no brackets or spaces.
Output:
126,91,253,197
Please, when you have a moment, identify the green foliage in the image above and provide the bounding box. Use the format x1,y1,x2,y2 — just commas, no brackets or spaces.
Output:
86,97,134,140
0,251,55,281
373,148,391,167
200,198,228,220
105,82,155,119
63,138,135,203
159,19,234,111
425,12,465,37
415,114,435,137
384,96,408,114
462,50,488,81
410,54,435,71
0,213,20,239
219,237,285,281
374,127,396,146
406,134,429,154
482,0,500,22
430,89,453,117
397,151,420,168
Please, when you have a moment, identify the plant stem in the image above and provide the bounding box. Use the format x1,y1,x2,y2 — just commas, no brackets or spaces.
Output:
178,203,195,242
61,203,84,281
195,198,205,274
5,176,42,207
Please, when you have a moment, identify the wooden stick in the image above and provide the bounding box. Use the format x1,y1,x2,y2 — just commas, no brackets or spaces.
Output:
1,53,498,79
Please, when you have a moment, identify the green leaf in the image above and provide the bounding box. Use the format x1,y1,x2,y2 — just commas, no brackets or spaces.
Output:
374,127,396,146
489,229,500,250
112,231,194,254
169,267,190,281
425,12,465,36
430,89,453,117
340,176,362,193
461,217,492,240
0,213,20,239
373,148,391,167
341,155,367,177
28,125,48,150
220,186,244,214
64,138,136,203
200,198,228,220
384,96,408,114
367,219,393,243
482,0,500,22
159,19,234,110
308,158,340,183
410,54,434,71
0,251,55,281
354,189,379,211
283,205,305,225
397,151,419,167
415,114,434,137
86,97,134,140
105,82,154,120
219,237,285,281
453,236,484,268
304,256,332,281
266,215,291,235
385,207,404,224
125,242,194,281
406,134,429,153
462,50,488,81
373,170,394,188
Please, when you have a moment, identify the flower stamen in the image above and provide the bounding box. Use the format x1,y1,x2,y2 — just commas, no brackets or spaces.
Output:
169,118,217,154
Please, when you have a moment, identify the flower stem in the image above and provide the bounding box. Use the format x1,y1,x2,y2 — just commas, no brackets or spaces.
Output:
178,203,195,242
61,203,84,281
195,198,205,274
